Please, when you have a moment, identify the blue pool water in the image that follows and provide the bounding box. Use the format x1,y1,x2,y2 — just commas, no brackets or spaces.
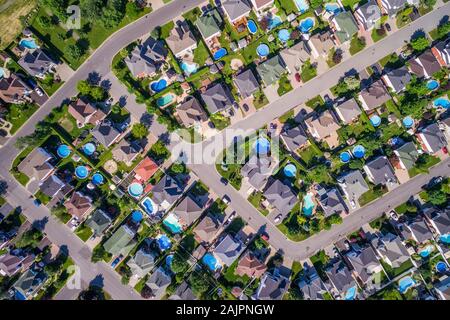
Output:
299,18,315,33
284,163,297,178
150,79,167,93
254,137,270,154
19,38,38,49
166,254,174,269
352,145,365,159
82,142,96,156
436,261,448,273
157,234,172,251
370,115,381,127
141,197,156,215
294,0,310,12
213,48,228,60
402,116,414,128
247,20,258,34
434,97,450,109
128,182,144,198
57,144,71,158
398,276,416,294
340,151,351,163
419,245,434,258
440,233,450,244
256,43,270,57
75,166,89,179
0,67,4,78
131,210,143,223
325,3,342,15
390,137,404,147
92,173,104,185
203,253,220,271
345,286,357,300
278,29,290,42
269,15,282,30
163,213,183,234
157,94,174,107
303,193,315,217
181,61,199,75
426,80,439,91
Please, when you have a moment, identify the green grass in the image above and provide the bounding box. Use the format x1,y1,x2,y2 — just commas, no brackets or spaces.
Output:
248,191,269,216
349,35,366,55
291,261,303,281
253,90,269,109
275,0,299,14
298,143,322,167
381,259,414,278
193,40,210,66
408,155,440,177
300,60,317,82
5,103,39,134
0,0,37,49
341,0,364,9
75,225,94,242
279,109,295,123
305,95,325,110
378,53,403,69
358,185,387,206
371,27,387,43
34,190,50,205
277,75,293,96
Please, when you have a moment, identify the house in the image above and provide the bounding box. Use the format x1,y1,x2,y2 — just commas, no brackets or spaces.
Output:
235,251,267,278
432,40,450,67
381,66,412,93
0,73,32,104
308,29,336,59
0,203,14,222
193,213,222,244
112,140,139,166
175,97,208,127
416,123,447,154
354,0,382,30
256,55,286,86
214,234,245,267
337,170,370,209
169,281,197,300
249,0,274,14
233,69,260,99
254,272,290,300
358,80,391,111
133,156,159,183
330,11,359,44
280,124,309,152
0,252,35,277
334,98,362,124
125,46,157,78
64,191,94,220
103,225,137,257
201,82,234,114
408,49,442,79
298,267,329,300
195,9,223,41
145,267,172,299
18,49,55,79
325,260,358,300
151,174,185,210
39,174,68,198
423,207,450,236
371,232,410,268
85,209,112,236
377,0,408,17
221,0,252,24
279,41,311,74
405,219,433,244
17,147,54,182
434,275,450,300
172,195,204,228
345,246,383,285
316,186,348,217
68,98,107,128
392,141,419,171
127,247,157,278
13,268,47,300
92,123,122,148
241,154,277,191
363,156,398,189
165,20,197,58
263,179,297,219
305,110,341,149
141,37,168,67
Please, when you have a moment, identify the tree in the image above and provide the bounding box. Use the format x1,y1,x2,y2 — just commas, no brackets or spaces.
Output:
66,44,83,60
344,76,360,90
170,162,185,174
101,0,126,28
37,15,51,28
382,288,403,300
437,21,450,39
332,49,343,64
307,164,331,184
422,0,437,8
410,36,429,52
171,253,189,274
297,214,307,226
427,188,447,206
189,272,210,295
141,285,154,299
77,80,92,96
90,86,106,101
131,123,148,139
290,29,301,40
259,17,269,31
349,158,364,170
16,228,43,248
79,0,104,22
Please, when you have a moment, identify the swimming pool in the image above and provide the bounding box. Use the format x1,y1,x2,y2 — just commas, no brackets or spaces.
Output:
426,79,439,91
181,61,199,75
19,38,38,49
203,253,220,271
128,182,144,198
303,193,315,217
294,0,310,12
213,48,228,60
299,18,315,33
278,29,290,42
256,43,270,57
75,166,89,179
340,151,351,163
440,233,450,244
157,234,172,251
370,115,381,127
254,137,270,154
402,116,414,128
284,163,297,178
92,173,104,185
436,261,448,273
344,286,357,300
419,245,434,258
398,276,416,294
150,79,167,93
352,145,366,159
166,254,174,269
434,97,450,109
247,20,258,34
57,144,71,158
131,210,144,223
141,197,157,215
82,142,96,156
157,94,174,107
0,67,4,78
269,15,282,30
325,2,342,15
163,213,183,234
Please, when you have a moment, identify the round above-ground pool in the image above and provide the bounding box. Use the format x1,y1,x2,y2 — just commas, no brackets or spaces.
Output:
131,210,143,223
247,19,258,34
398,276,416,294
340,151,351,163
302,193,315,217
82,142,96,156
278,29,290,42
440,233,450,244
436,261,448,273
426,79,439,91
254,137,270,155
92,173,104,185
75,166,89,179
402,116,414,128
370,115,381,127
256,43,270,57
19,38,38,49
128,182,144,198
57,144,71,158
150,79,167,93
299,18,314,33
157,234,172,251
213,48,228,60
352,145,366,159
284,163,297,178
434,97,450,109
202,253,220,271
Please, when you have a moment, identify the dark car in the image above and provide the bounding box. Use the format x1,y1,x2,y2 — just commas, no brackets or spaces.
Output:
111,254,123,268
385,23,391,32
33,199,41,207
295,73,301,82
220,177,229,186
425,176,443,190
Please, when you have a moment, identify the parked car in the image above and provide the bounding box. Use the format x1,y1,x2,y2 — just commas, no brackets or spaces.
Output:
220,177,229,186
111,254,123,268
35,87,44,97
424,176,443,190
261,233,270,241
385,23,391,32
295,73,301,82
222,195,231,205
33,199,41,207
226,211,236,224
388,210,399,221
274,214,282,223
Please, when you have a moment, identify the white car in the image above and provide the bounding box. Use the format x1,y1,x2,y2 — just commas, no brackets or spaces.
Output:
274,214,282,223
389,210,399,221
222,195,231,205
35,87,44,97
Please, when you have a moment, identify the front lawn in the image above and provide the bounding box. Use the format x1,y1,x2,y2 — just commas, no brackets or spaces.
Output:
277,75,293,96
34,190,50,205
349,35,366,55
371,27,387,43
75,224,94,242
6,103,39,134
358,185,387,206
408,155,440,177
248,191,269,216
300,60,317,82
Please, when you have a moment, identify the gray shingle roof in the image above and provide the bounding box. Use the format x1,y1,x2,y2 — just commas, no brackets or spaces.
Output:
423,207,450,236
201,82,234,114
263,179,297,217
233,69,260,98
317,187,348,217
92,123,121,148
325,261,357,297
334,98,361,124
406,219,433,244
151,174,185,209
214,234,245,267
337,170,370,206
222,0,251,22
394,141,419,170
18,49,54,78
382,66,411,93
241,154,275,190
363,156,397,186
417,123,447,154
371,232,410,268
346,246,381,284
255,272,290,300
146,266,172,299
280,125,309,152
